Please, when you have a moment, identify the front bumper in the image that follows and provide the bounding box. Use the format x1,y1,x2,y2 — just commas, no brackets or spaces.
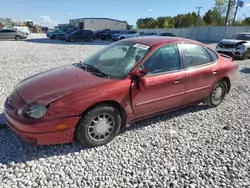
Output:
4,91,80,145
215,46,243,57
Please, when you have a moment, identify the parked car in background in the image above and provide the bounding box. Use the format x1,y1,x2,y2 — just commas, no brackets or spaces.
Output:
113,30,140,41
141,32,158,36
100,30,123,40
58,29,77,40
65,29,94,42
94,29,111,39
159,32,176,37
13,26,31,35
0,29,28,40
46,29,68,39
215,32,250,60
4,36,239,147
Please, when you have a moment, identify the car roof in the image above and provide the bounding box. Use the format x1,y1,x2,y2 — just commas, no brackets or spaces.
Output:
121,36,204,47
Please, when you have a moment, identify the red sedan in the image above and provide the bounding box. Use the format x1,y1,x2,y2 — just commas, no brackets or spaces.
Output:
4,36,239,147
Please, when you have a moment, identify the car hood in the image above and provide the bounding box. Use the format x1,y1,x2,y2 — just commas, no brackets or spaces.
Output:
219,39,249,44
15,65,111,105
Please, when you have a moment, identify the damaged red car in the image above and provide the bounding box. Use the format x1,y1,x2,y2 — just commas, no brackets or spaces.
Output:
4,36,239,147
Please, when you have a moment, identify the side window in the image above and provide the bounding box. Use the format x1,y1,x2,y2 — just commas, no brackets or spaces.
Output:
206,48,218,62
141,44,181,75
181,44,211,68
99,45,129,60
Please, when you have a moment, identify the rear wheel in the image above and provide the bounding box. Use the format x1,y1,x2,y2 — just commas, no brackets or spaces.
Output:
15,35,22,41
51,35,56,39
75,104,121,147
204,80,227,107
120,36,125,40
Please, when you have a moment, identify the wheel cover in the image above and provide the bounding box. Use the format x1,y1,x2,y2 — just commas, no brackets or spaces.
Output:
212,85,224,101
87,113,115,141
244,50,250,59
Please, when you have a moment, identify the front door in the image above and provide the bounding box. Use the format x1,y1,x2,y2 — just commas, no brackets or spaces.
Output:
131,44,185,117
179,43,220,103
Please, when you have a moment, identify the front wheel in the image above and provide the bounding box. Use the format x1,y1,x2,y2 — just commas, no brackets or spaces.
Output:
70,37,75,42
75,104,121,147
241,49,250,60
204,80,227,107
15,35,22,41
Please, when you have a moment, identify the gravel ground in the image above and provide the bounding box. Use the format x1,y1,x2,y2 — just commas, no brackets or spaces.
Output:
0,34,250,188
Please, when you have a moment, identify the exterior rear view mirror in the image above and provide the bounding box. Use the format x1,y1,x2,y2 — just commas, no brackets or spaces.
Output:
130,69,148,80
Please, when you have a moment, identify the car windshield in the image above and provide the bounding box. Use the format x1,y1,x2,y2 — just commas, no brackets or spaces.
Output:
71,30,80,34
230,34,250,40
79,41,151,79
65,29,74,34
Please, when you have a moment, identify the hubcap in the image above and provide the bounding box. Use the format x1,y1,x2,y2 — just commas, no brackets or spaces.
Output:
212,85,224,101
87,113,115,141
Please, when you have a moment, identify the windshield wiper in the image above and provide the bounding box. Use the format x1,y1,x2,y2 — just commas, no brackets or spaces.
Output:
80,62,110,79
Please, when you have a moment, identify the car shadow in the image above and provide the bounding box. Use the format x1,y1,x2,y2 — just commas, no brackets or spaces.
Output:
0,112,7,130
23,38,113,46
240,67,250,74
0,104,210,165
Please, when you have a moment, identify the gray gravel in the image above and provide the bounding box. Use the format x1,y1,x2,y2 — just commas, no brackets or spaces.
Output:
0,34,250,188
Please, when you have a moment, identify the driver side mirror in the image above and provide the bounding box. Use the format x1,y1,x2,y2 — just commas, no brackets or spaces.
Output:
130,69,148,79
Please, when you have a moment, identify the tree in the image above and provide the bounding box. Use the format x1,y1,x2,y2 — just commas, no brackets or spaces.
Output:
203,9,224,25
214,0,227,17
157,17,168,28
136,17,157,28
241,17,250,26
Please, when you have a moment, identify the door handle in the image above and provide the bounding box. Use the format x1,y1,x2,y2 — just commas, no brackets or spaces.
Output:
212,70,218,75
174,79,181,84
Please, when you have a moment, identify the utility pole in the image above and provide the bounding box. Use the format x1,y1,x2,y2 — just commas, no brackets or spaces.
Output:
225,0,232,26
233,0,244,25
232,0,239,25
196,6,203,27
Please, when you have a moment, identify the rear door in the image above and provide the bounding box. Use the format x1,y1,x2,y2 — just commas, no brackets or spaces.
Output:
179,43,220,104
0,30,13,39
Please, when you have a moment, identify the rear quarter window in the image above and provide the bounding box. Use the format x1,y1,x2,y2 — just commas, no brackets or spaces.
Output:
206,48,218,62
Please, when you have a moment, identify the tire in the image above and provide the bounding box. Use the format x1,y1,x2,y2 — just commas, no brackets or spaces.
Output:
15,35,22,41
70,37,75,42
241,49,250,60
75,104,121,147
120,36,125,40
204,80,227,107
51,35,56,39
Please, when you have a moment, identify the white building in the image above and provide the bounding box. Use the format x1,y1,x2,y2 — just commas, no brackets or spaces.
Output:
69,18,127,31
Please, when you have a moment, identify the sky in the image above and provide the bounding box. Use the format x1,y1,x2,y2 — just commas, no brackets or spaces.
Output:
1,0,250,27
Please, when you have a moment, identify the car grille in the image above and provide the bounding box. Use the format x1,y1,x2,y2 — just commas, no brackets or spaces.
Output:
220,43,235,48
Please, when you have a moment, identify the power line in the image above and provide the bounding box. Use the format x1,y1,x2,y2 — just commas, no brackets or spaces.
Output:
196,6,203,27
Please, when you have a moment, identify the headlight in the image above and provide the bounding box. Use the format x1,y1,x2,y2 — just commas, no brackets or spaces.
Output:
25,104,47,119
236,45,245,51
